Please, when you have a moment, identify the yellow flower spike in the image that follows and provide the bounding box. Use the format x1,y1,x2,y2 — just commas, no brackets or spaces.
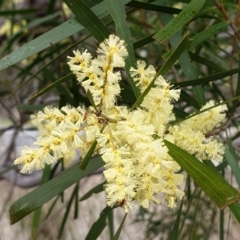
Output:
14,35,227,212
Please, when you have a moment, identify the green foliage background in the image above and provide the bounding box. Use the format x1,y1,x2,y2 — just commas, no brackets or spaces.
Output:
1,0,240,239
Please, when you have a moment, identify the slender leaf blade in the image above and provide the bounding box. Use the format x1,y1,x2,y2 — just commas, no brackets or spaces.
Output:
229,202,240,224
0,18,81,71
189,52,224,72
113,213,127,240
156,33,191,76
10,36,89,97
126,1,181,14
164,140,239,209
58,183,79,239
80,182,105,201
9,157,104,224
169,200,183,240
156,0,205,106
153,0,205,43
190,21,229,49
108,209,114,239
0,1,131,71
0,8,38,15
29,73,74,101
162,21,229,60
174,68,240,87
85,206,114,240
64,0,110,42
225,148,240,187
79,141,98,170
104,0,140,98
31,164,51,239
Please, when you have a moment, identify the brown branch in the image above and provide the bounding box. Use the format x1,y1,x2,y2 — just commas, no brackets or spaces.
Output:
214,0,240,41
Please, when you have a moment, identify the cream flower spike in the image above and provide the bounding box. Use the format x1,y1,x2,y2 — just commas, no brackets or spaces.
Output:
14,35,227,212
67,35,128,110
130,60,156,91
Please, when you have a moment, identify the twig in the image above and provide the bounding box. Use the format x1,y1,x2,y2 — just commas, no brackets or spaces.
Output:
214,0,240,40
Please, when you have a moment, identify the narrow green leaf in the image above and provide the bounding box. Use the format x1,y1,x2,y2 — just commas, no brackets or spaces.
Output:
169,199,183,240
23,12,61,30
0,8,38,15
108,209,114,239
2,12,61,54
0,1,131,71
173,108,188,120
31,208,41,240
153,0,205,43
104,0,140,98
28,73,74,102
79,141,98,170
164,140,239,209
31,164,51,239
64,0,110,42
225,148,240,187
133,33,155,49
229,202,240,224
236,59,240,97
58,183,79,239
220,208,224,240
86,90,97,110
156,0,205,107
190,21,229,49
74,182,79,219
180,90,199,109
80,182,105,201
17,104,45,112
0,18,76,71
9,157,104,224
10,35,89,97
44,195,60,220
113,213,127,240
189,52,225,72
126,1,181,14
193,6,219,19
47,0,58,14
85,206,114,240
179,186,201,235
232,56,240,110
173,68,240,87
162,21,229,60
156,33,191,76
131,33,191,110
188,190,202,239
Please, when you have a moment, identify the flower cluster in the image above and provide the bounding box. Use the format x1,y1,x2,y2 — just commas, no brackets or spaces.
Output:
14,35,226,212
166,101,227,162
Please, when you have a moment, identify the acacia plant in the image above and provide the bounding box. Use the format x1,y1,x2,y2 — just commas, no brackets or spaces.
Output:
0,0,240,239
